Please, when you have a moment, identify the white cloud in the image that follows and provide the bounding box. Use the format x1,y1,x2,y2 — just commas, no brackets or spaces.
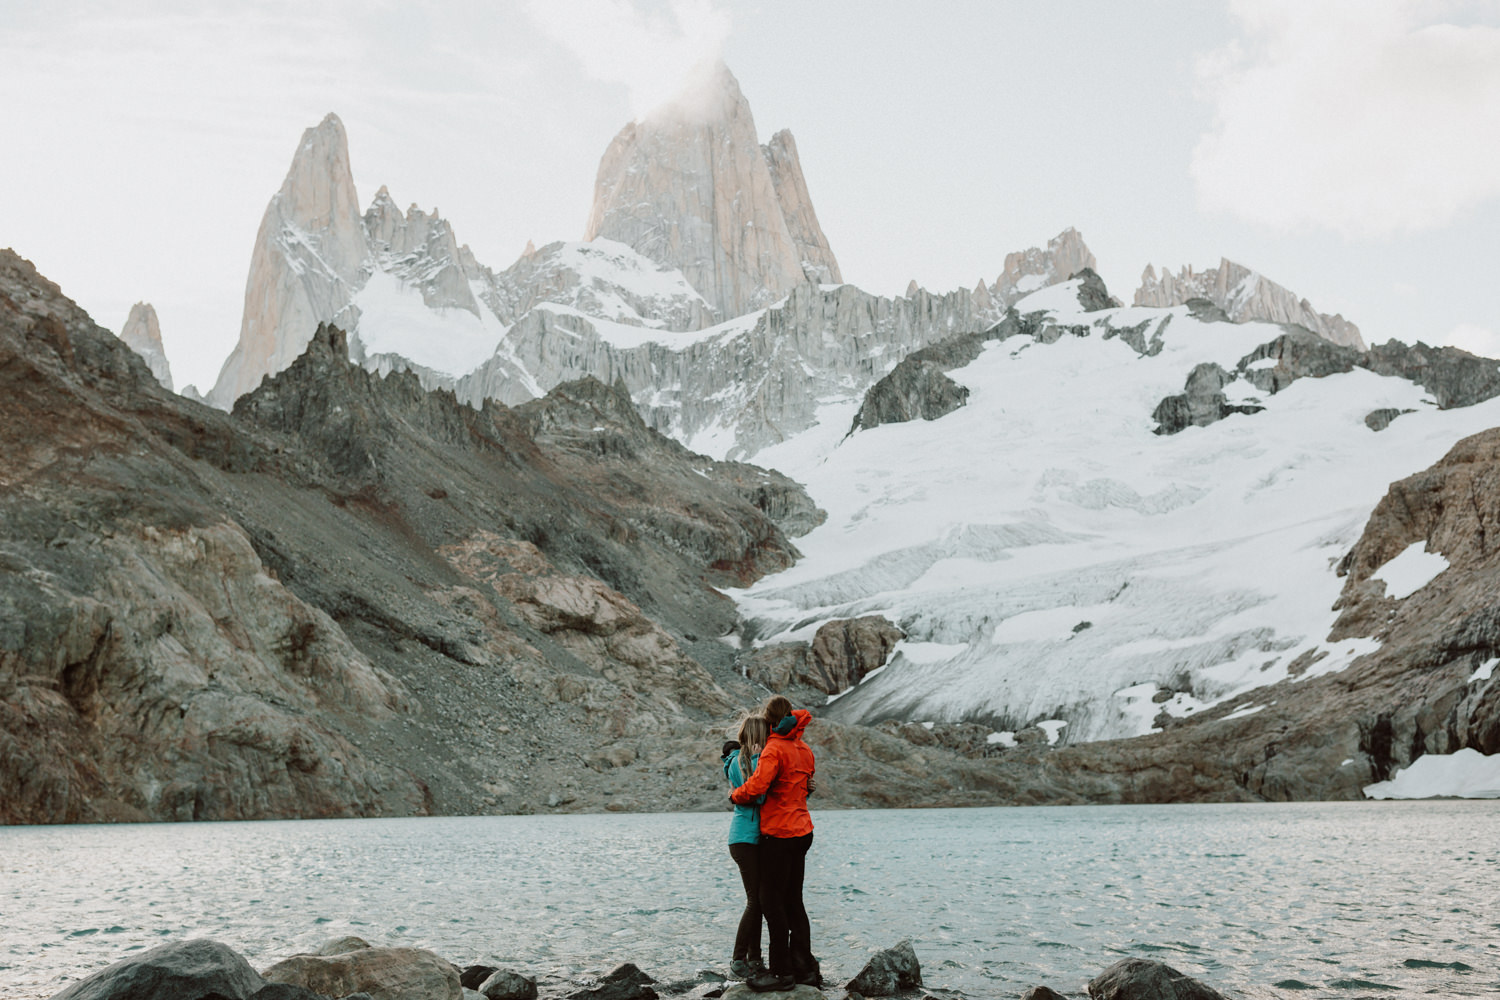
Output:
1439,322,1500,357
1192,0,1500,237
520,0,732,117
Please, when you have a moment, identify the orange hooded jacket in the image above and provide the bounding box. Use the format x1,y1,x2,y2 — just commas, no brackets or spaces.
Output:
728,709,814,838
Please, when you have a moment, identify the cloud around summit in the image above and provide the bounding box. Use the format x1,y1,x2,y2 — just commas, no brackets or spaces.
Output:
1191,0,1500,239
520,0,732,118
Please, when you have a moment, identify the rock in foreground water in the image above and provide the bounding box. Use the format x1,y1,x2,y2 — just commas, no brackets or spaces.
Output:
261,945,461,1000
565,962,657,1000
1087,957,1224,1000
1019,987,1067,1000
720,985,823,1000
49,938,265,1000
479,967,539,1000
845,940,922,996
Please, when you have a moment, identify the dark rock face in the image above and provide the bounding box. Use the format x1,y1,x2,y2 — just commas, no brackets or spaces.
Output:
850,357,970,432
1155,326,1500,434
844,940,922,996
1071,267,1116,312
461,966,499,991
1086,958,1224,1000
566,963,657,1000
1152,362,1263,435
1364,407,1414,431
49,938,265,1000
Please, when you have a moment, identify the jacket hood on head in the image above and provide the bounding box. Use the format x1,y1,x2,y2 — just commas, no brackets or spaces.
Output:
772,708,811,740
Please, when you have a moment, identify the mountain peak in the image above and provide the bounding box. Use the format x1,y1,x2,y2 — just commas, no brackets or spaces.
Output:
643,58,745,127
584,61,840,318
119,301,173,391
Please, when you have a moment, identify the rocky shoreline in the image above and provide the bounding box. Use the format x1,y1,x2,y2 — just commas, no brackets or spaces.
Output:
45,937,1229,1000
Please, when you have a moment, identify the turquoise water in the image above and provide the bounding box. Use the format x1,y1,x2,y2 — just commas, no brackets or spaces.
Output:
2,802,1497,998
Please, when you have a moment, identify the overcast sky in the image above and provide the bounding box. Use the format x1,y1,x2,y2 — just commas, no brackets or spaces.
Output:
4,0,1498,391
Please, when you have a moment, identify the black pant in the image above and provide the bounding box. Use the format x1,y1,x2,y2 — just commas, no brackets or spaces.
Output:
728,842,763,962
757,832,813,976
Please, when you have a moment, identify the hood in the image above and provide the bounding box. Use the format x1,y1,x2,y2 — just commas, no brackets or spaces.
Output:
771,708,812,741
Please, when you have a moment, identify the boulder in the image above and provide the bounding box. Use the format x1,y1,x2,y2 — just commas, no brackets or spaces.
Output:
719,985,823,1000
566,963,657,1000
461,966,499,991
49,938,265,1000
845,940,922,996
1019,988,1067,1000
247,985,330,1000
261,946,461,1000
1086,958,1224,1000
318,937,372,956
478,968,538,1000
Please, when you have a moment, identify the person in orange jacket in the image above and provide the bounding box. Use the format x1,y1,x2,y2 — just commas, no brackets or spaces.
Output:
728,696,819,992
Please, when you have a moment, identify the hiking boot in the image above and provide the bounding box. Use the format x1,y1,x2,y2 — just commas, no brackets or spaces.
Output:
747,971,795,993
728,959,756,980
791,954,822,988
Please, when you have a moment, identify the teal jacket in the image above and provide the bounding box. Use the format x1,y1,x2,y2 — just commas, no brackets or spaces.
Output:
722,747,762,845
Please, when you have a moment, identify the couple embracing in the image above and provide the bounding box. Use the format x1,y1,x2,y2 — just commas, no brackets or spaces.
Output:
721,695,820,992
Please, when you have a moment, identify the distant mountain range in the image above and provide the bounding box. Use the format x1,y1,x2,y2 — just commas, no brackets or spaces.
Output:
7,61,1500,823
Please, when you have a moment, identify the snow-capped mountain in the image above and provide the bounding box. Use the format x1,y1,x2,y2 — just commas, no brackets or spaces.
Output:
118,301,172,391
735,276,1500,743
584,60,842,319
1136,258,1364,350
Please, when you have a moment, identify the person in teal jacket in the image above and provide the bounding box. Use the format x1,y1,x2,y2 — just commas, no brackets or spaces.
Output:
722,713,770,979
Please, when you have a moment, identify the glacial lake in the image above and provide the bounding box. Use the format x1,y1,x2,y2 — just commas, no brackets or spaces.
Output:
3,802,1497,999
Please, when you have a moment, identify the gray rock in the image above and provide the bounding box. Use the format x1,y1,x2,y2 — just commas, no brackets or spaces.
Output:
318,937,372,956
719,985,823,1000
1364,407,1414,432
478,968,538,1000
845,939,923,996
247,985,330,1000
1071,268,1116,312
1086,957,1224,1000
50,938,265,1000
1019,988,1068,1000
851,357,970,432
566,963,657,1000
1152,362,1263,435
261,946,461,1000
464,990,487,1000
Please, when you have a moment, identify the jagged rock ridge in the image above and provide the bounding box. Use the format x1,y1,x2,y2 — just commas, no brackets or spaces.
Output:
1135,258,1365,349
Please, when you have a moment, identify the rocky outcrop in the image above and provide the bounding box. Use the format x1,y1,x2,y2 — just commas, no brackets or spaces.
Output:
208,113,369,408
118,301,173,390
262,946,461,1000
740,617,902,699
363,187,482,316
809,617,905,694
1153,327,1500,434
0,250,823,824
845,941,922,997
49,939,267,1000
583,61,839,319
850,356,969,431
991,228,1099,307
1134,258,1365,349
1087,958,1224,1000
1151,362,1263,434
478,968,538,1000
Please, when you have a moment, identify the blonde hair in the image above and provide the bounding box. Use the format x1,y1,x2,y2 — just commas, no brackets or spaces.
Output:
737,714,770,766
